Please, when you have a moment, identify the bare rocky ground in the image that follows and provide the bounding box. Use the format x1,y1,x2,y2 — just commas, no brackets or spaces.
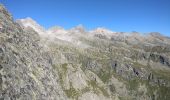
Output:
0,4,170,100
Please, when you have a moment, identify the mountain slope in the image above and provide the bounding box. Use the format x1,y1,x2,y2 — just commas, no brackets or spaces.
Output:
1,4,170,100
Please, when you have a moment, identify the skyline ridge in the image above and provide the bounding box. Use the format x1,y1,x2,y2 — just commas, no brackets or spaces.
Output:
0,0,170,36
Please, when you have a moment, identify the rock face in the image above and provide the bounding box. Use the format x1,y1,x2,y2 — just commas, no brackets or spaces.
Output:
0,5,67,100
1,4,170,100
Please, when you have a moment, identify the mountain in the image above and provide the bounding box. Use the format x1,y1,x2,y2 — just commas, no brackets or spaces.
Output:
0,4,170,100
16,17,46,36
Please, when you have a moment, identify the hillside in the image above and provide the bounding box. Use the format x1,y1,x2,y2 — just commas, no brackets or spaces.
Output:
0,4,170,100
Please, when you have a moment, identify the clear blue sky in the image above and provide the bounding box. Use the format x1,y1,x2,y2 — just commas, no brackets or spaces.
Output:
0,0,170,36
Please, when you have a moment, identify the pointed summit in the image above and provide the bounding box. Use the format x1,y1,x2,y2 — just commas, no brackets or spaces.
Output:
16,17,46,35
89,27,116,39
69,24,86,33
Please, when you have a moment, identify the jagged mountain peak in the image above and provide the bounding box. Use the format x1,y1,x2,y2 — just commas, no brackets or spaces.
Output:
90,27,114,35
93,27,113,32
69,24,86,33
16,17,46,36
21,17,35,22
16,17,170,47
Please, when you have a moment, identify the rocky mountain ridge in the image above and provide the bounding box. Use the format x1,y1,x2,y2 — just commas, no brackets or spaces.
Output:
1,4,170,100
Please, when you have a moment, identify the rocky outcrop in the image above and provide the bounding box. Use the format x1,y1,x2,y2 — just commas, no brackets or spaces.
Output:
0,5,67,100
